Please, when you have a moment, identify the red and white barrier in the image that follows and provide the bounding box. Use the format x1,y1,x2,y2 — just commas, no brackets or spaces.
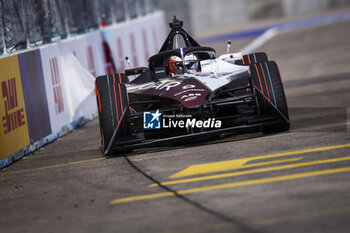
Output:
0,11,166,169
40,44,72,132
102,11,166,73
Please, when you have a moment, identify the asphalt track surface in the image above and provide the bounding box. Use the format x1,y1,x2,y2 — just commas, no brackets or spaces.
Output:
1,19,350,233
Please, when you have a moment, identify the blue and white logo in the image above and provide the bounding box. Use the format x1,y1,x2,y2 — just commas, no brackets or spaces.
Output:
143,110,162,129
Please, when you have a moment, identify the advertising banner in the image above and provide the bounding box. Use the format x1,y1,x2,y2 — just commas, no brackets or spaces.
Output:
18,50,52,144
0,55,30,160
146,12,167,54
84,31,106,77
39,44,71,132
102,23,131,73
125,21,143,68
59,32,106,78
102,12,166,74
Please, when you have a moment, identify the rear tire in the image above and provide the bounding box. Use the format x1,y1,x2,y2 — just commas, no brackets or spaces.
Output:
249,61,289,133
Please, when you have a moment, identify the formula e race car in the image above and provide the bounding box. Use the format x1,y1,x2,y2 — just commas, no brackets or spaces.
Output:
95,17,290,155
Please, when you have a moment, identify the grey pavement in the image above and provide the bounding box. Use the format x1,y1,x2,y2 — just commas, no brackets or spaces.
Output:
1,18,350,233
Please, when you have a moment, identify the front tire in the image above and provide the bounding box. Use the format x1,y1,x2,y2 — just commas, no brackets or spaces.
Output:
235,52,268,66
95,75,133,155
249,61,289,133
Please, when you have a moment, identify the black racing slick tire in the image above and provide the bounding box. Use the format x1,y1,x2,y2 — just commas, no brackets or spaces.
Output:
95,74,132,155
249,61,290,133
235,52,268,66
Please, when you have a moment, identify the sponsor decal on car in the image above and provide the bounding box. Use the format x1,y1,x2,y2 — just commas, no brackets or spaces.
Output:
128,79,181,91
180,93,202,102
143,110,221,129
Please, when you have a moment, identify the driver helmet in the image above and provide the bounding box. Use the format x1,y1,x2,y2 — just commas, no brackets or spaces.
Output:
184,53,199,73
169,56,182,73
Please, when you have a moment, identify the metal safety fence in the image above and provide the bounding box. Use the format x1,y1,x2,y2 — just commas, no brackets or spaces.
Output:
0,0,156,55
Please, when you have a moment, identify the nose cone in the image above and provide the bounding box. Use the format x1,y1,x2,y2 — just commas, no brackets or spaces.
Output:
127,76,211,108
169,76,211,108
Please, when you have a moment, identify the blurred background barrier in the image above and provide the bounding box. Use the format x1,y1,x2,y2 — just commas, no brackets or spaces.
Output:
155,0,350,36
0,0,156,55
0,6,165,169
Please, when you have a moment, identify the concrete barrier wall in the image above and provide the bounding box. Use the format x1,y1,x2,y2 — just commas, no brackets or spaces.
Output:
0,11,166,169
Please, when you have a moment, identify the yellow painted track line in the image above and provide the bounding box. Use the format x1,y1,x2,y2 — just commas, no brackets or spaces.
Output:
110,166,350,204
170,143,350,178
241,157,303,168
1,157,105,175
149,156,350,187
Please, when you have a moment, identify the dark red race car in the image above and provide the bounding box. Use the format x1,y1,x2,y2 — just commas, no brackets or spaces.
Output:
95,17,289,155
